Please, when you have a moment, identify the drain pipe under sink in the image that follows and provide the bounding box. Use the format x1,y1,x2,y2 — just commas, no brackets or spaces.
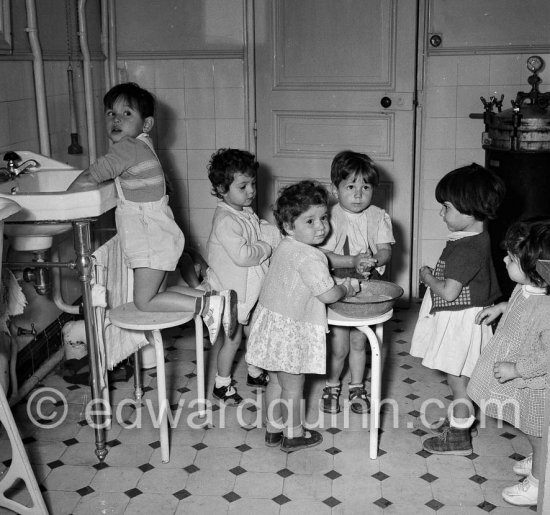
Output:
25,0,51,156
51,248,80,315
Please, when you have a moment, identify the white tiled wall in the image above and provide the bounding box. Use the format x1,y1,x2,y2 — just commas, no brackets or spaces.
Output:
122,58,246,255
418,53,550,283
0,60,106,167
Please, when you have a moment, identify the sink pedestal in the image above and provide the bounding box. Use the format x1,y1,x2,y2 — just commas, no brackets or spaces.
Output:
73,220,108,461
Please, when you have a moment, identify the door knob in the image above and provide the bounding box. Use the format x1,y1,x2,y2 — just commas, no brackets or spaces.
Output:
380,97,392,108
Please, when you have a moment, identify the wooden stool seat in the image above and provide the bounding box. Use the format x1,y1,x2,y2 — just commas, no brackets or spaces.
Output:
109,302,205,463
108,303,194,330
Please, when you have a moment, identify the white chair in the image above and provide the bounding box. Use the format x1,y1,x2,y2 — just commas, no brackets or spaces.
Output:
0,384,48,514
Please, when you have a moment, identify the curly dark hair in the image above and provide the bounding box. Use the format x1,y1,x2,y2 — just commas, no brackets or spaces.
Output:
503,218,550,290
435,163,505,221
103,82,155,118
207,148,258,198
273,180,329,235
330,150,378,188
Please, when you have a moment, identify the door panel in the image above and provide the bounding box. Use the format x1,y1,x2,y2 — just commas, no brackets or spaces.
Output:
254,0,417,298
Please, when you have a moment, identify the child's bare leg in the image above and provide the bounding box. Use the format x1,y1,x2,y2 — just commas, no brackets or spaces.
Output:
326,327,350,384
213,324,244,405
133,268,201,312
265,371,283,432
216,324,243,377
446,373,474,423
527,434,543,479
177,252,201,288
348,329,370,414
322,327,350,414
277,371,305,436
349,329,367,384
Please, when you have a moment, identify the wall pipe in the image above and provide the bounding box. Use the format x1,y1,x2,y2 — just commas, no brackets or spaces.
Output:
78,0,97,164
100,0,111,92
108,0,117,86
25,0,50,156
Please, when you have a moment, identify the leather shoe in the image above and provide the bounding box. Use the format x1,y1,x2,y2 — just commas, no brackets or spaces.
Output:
265,431,283,447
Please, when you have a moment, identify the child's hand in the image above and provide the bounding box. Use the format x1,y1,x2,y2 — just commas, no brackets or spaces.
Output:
342,277,360,298
419,266,433,284
475,303,505,325
353,253,377,277
493,361,519,383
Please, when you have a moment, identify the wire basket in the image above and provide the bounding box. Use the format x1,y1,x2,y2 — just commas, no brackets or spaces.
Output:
330,280,404,318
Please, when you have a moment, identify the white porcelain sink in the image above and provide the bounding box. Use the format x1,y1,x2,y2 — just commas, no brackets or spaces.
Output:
0,151,117,251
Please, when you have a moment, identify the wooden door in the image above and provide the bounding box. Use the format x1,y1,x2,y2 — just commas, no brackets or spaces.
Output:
253,0,418,298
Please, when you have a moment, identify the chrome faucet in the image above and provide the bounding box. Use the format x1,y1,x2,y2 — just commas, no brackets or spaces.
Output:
0,151,40,180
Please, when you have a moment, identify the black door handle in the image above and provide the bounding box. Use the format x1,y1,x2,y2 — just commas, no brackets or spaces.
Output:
380,97,392,108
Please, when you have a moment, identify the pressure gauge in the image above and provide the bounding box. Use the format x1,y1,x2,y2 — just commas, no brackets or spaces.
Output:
527,55,544,73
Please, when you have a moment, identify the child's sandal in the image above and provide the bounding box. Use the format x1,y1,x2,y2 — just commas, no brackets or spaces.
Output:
321,386,341,414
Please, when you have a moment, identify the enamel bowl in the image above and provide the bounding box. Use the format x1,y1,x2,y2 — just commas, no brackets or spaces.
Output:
330,280,404,318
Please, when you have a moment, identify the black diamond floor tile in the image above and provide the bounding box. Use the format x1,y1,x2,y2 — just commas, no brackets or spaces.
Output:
272,494,291,505
372,471,389,481
76,486,95,497
477,500,496,512
425,499,444,510
373,497,392,509
277,468,294,478
469,474,487,484
325,470,341,480
230,465,247,476
223,491,241,502
420,472,438,483
323,496,341,507
174,489,191,500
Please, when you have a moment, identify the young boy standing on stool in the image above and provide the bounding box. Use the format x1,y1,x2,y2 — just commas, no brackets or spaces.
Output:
321,151,395,414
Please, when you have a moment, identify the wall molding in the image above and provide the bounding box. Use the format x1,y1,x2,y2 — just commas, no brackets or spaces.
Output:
428,44,550,56
117,50,245,60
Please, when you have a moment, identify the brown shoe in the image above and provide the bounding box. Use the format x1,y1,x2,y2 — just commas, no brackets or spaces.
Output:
280,429,323,453
423,426,472,456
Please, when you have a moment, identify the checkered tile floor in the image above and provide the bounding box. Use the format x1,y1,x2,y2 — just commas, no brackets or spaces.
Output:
0,303,538,514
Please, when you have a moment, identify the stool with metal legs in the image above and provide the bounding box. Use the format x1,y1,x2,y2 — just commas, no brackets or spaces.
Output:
108,305,206,463
327,308,393,459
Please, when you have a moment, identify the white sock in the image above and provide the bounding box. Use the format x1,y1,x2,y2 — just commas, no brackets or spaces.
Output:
283,424,304,439
450,415,475,429
247,365,263,378
215,374,231,388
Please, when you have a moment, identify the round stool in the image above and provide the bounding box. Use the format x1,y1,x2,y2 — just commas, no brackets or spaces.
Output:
109,303,205,463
